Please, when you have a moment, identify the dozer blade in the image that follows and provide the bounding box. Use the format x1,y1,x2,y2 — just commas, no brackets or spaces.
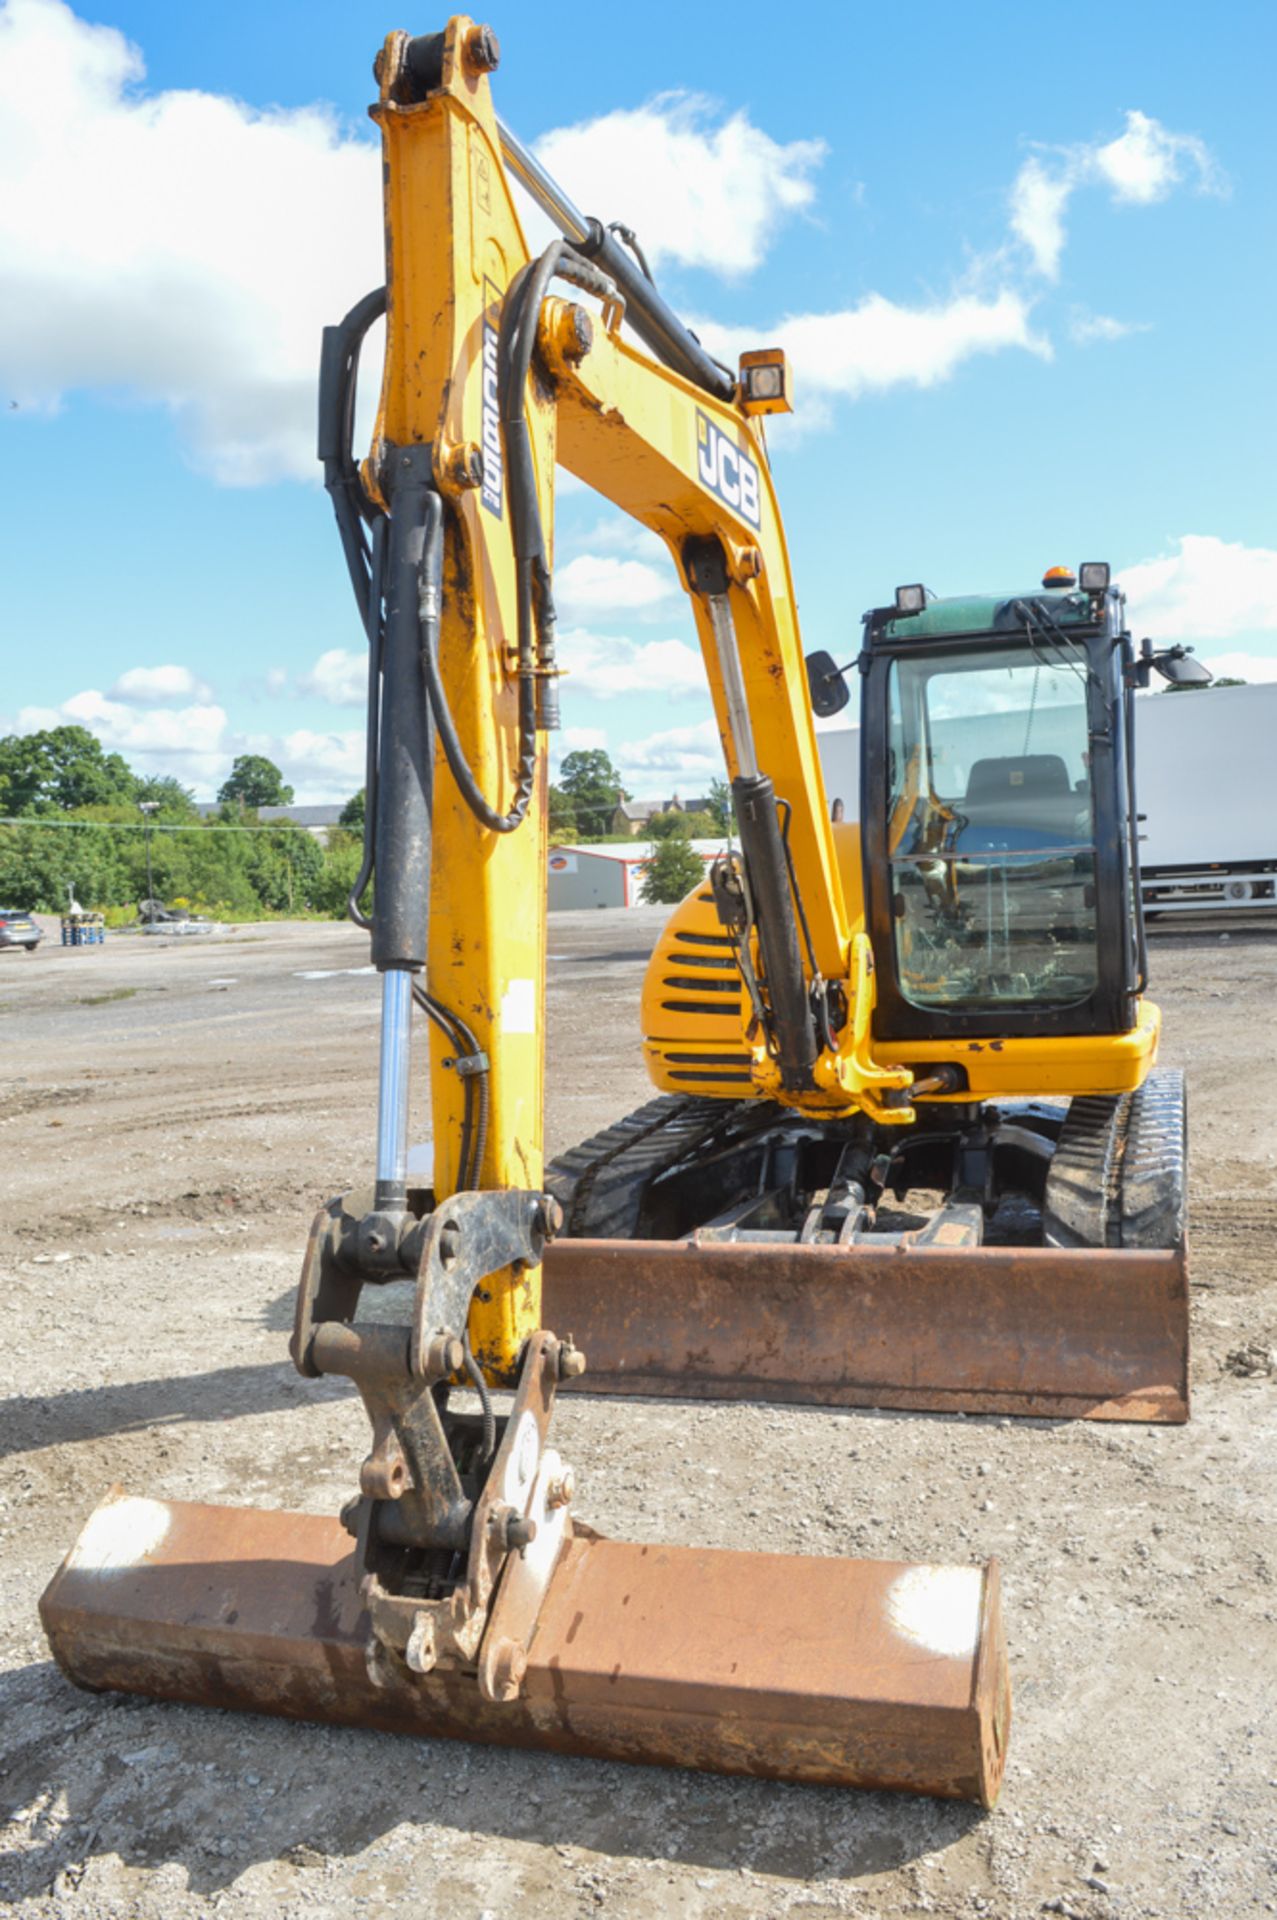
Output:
542,1238,1189,1423
41,1491,1010,1806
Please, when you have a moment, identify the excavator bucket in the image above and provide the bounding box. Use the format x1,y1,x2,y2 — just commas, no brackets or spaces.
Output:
41,1491,1010,1805
543,1238,1191,1424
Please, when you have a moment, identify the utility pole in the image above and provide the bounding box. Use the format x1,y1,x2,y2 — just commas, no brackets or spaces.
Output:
139,800,160,913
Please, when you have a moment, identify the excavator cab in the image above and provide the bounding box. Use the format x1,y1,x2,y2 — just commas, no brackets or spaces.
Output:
860,574,1145,1045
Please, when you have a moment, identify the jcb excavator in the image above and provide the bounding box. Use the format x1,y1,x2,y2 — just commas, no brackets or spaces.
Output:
42,19,1201,1808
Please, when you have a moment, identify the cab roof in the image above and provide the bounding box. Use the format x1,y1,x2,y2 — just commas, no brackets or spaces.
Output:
877,588,1102,642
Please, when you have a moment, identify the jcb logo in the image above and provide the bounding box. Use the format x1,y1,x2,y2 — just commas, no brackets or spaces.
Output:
695,410,761,529
480,277,503,519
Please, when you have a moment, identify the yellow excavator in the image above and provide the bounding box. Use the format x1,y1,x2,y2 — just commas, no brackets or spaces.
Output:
41,19,1204,1808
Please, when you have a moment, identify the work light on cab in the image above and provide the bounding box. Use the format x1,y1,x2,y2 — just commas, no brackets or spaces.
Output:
1079,562,1111,593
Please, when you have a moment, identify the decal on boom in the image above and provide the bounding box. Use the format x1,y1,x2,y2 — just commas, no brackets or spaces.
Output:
696,410,761,530
481,278,503,519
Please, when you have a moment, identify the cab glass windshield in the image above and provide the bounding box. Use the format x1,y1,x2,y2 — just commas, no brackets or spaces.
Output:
886,641,1098,1010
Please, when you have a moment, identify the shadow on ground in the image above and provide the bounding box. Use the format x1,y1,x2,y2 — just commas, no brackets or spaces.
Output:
4,1363,352,1463
0,1660,983,1900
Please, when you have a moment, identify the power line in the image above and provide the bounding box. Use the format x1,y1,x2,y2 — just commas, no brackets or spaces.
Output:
0,815,323,836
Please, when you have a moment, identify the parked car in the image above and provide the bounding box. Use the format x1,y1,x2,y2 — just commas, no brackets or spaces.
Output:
0,907,42,952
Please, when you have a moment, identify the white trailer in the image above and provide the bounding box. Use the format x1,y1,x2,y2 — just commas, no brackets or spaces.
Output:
816,684,1277,915
1133,684,1277,913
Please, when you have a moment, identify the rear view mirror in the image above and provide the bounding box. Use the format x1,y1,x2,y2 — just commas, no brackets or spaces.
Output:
1153,645,1213,687
805,649,851,718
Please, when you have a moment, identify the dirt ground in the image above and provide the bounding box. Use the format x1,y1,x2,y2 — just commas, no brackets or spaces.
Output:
1,909,1275,1920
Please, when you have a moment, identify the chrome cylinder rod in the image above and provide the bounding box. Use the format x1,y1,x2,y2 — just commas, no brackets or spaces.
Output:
374,968,414,1210
705,593,759,781
497,117,589,244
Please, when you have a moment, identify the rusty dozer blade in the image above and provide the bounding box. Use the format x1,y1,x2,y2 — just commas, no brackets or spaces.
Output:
41,1491,1010,1806
543,1238,1190,1424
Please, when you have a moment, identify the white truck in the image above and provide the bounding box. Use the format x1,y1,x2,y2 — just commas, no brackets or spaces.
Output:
816,680,1277,917
1130,683,1277,913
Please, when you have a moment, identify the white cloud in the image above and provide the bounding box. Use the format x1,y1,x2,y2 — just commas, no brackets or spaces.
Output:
533,93,824,278
695,290,1048,421
1068,310,1151,346
275,727,364,797
109,664,213,705
1093,111,1221,206
13,682,365,802
299,648,366,707
0,6,829,485
18,688,231,789
1121,536,1277,642
0,0,382,483
1008,157,1075,281
555,554,676,620
1010,110,1225,280
617,716,722,779
558,627,705,701
569,516,668,563
1200,650,1277,684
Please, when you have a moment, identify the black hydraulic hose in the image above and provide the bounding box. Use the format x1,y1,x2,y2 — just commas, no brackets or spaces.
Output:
462,1327,497,1465
468,1066,490,1195
574,218,735,400
607,221,653,283
417,490,537,834
499,245,566,732
318,285,387,628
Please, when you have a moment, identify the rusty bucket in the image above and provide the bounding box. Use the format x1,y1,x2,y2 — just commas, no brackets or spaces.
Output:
41,1490,1010,1806
543,1237,1190,1423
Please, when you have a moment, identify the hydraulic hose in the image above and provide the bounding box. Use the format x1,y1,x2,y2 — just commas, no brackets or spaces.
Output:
417,492,537,834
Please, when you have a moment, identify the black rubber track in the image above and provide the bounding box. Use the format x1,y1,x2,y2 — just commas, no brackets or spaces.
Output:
1043,1068,1187,1251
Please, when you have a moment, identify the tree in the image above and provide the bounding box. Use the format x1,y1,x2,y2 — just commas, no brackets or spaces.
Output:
547,783,577,841
218,754,294,809
640,835,705,904
0,725,137,815
246,822,325,912
135,774,198,818
705,777,732,832
0,818,128,911
558,748,625,839
340,788,366,832
650,808,717,841
312,830,369,918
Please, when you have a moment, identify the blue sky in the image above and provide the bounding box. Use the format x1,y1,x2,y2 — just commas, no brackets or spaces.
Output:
1,0,1274,802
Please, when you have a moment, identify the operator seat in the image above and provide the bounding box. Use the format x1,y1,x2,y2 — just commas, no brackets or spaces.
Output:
957,754,1081,850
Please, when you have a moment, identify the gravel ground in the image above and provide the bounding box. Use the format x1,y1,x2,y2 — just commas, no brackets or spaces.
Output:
1,910,1275,1920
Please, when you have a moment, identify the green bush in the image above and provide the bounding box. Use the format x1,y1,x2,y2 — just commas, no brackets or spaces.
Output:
639,836,706,904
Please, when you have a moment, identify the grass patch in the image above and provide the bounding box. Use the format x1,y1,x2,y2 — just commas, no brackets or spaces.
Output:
77,986,140,1006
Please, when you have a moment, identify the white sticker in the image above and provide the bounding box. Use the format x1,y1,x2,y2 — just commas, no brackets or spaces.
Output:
67,1495,171,1575
885,1564,982,1659
480,277,504,519
695,408,762,529
500,978,536,1035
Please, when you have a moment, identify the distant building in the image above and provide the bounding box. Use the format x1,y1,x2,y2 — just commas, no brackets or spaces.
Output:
610,794,719,837
256,804,344,841
548,840,728,911
610,799,663,836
